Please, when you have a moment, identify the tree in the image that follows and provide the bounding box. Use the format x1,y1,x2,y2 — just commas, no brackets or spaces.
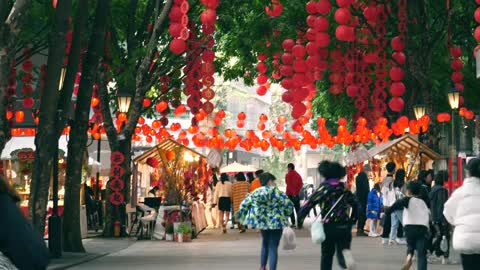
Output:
63,0,109,252
0,0,33,154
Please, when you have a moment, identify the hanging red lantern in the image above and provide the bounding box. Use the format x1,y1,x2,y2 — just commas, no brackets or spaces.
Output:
388,97,404,112
169,39,186,54
265,1,283,17
143,98,151,107
334,8,351,25
22,97,34,109
316,0,332,14
15,111,24,123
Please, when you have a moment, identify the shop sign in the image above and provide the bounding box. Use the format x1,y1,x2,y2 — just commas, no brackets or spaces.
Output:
110,151,125,165
17,150,35,162
109,178,124,192
109,192,124,206
110,165,125,178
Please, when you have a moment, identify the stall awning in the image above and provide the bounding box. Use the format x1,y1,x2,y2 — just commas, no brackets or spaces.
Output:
134,138,206,165
220,162,257,173
367,134,442,161
1,136,69,160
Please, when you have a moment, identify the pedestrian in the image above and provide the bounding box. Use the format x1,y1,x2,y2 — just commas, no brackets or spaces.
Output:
232,172,250,233
247,172,255,184
285,163,303,228
298,161,358,270
381,162,397,245
389,169,407,245
386,181,430,270
250,169,264,192
237,172,293,270
0,176,49,270
355,171,370,236
444,158,480,270
367,183,383,237
429,171,450,264
417,170,434,207
204,173,217,229
214,173,233,233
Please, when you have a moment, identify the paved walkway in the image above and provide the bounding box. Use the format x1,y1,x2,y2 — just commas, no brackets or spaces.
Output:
67,229,461,270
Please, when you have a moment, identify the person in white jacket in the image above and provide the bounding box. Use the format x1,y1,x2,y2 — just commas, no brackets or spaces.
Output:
444,158,480,270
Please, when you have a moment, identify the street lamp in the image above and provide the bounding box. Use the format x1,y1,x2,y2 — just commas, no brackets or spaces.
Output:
117,91,132,114
413,104,427,169
448,88,460,193
413,104,427,120
49,67,67,258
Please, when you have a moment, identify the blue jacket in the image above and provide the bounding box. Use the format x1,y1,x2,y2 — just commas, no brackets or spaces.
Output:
367,189,383,219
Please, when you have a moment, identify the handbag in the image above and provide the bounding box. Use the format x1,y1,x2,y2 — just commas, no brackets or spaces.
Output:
311,194,345,245
0,252,18,270
281,226,296,250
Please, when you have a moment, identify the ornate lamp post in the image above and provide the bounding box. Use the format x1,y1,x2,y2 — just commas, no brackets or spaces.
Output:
413,104,427,169
49,67,67,258
448,88,460,193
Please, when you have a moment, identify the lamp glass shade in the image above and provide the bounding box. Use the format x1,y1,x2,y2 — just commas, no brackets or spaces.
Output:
448,90,460,110
413,105,426,120
117,95,132,113
476,49,480,79
58,67,66,90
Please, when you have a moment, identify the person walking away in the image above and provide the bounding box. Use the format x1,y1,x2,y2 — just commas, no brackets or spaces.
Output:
204,174,217,229
429,171,450,264
285,163,303,228
250,169,264,192
417,170,434,207
247,172,255,184
298,161,359,270
443,158,480,270
386,181,430,270
389,169,407,245
237,172,293,270
232,172,250,233
381,162,397,245
367,183,383,237
0,176,49,270
214,173,233,233
355,171,370,236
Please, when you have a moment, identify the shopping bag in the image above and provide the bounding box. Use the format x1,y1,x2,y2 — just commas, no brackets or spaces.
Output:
310,194,345,245
281,227,296,250
311,219,326,244
0,252,18,270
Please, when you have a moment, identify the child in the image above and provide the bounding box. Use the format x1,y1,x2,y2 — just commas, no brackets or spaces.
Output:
367,183,383,237
387,181,430,270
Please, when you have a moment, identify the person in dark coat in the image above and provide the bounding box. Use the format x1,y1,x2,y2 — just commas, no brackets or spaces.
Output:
355,171,370,236
417,170,434,208
0,176,49,270
429,171,451,264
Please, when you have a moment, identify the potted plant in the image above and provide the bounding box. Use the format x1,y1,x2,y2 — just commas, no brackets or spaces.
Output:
183,225,192,242
177,225,185,243
165,224,174,241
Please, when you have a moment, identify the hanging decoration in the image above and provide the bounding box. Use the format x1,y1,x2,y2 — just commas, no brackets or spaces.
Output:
388,0,407,113
169,0,190,54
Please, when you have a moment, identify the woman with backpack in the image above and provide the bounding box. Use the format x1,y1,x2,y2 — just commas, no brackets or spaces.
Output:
298,161,359,270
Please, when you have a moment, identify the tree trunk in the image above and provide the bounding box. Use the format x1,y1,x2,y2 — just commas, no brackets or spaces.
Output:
63,0,109,252
0,0,33,154
29,0,73,234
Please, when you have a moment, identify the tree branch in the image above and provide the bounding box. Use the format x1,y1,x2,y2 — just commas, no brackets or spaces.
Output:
57,0,89,127
126,0,139,58
5,0,31,35
98,65,119,151
136,0,156,43
124,0,173,135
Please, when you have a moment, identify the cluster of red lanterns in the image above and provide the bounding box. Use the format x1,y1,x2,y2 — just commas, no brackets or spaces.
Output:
236,112,246,128
388,0,407,113
256,54,270,96
334,0,355,42
370,4,388,120
390,115,430,136
436,113,451,123
169,0,190,55
265,0,283,17
20,49,35,109
183,28,204,124
450,46,464,107
459,107,475,120
89,84,103,125
257,114,268,131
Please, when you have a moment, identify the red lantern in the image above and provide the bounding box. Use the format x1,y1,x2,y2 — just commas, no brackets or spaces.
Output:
238,112,246,120
165,150,176,161
334,8,351,25
15,111,24,123
316,0,332,14
265,2,283,17
389,67,405,81
170,39,186,54
22,97,34,109
390,82,406,96
388,97,404,112
155,101,168,113
391,36,405,51
143,98,151,107
335,25,355,42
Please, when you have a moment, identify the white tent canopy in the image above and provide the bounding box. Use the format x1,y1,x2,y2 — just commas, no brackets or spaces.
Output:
220,162,257,173
1,136,69,160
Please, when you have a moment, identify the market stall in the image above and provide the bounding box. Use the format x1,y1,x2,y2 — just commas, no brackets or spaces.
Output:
345,134,442,183
132,138,209,242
